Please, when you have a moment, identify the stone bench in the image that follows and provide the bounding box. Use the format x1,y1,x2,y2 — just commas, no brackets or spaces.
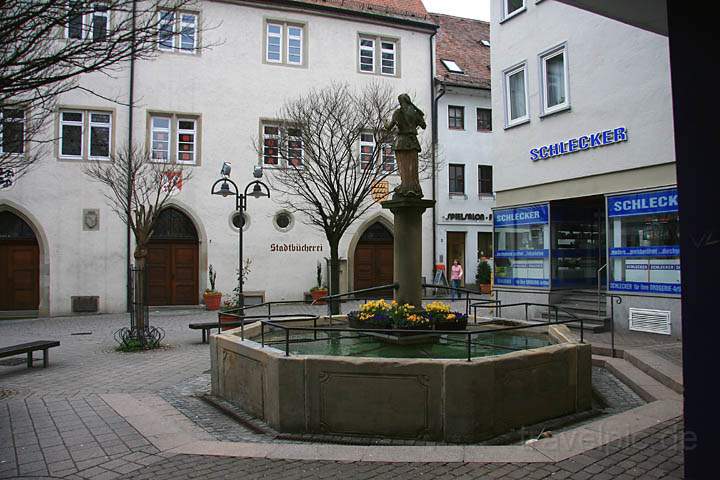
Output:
0,340,60,368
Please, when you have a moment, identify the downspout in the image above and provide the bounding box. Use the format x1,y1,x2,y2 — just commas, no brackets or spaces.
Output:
429,30,438,277
126,0,137,312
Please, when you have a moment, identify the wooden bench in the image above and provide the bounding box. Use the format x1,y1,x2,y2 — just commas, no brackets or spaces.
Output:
189,321,244,343
0,340,60,368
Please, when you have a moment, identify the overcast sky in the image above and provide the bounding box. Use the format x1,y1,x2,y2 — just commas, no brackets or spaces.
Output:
421,0,490,21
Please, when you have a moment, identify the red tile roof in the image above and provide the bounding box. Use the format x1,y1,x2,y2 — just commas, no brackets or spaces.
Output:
293,0,432,22
431,13,490,89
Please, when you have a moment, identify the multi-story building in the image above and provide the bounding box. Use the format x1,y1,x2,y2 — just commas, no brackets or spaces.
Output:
490,0,680,336
0,0,437,316
430,13,493,288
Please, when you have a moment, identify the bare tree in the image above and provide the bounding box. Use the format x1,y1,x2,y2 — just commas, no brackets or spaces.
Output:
1,0,213,182
261,82,432,313
84,145,191,344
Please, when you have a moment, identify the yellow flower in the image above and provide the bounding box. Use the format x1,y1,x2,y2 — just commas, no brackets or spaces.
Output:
446,314,456,321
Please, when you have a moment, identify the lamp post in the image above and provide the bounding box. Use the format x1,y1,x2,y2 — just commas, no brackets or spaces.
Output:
211,164,270,314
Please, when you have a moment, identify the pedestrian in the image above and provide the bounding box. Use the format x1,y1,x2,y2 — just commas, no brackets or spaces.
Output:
450,259,463,300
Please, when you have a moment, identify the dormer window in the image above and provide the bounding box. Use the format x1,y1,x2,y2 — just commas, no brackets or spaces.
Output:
441,59,463,74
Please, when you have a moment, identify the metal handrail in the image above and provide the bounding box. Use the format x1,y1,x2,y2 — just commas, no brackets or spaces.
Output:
255,309,585,361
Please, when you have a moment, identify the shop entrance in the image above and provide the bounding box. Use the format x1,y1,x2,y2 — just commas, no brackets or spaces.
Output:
353,222,394,297
0,211,39,311
446,232,466,286
550,196,606,289
147,208,199,306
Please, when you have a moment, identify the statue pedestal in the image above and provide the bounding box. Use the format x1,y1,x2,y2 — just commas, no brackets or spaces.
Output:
381,196,435,308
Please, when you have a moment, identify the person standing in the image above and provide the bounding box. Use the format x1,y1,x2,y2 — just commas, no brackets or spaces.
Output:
450,259,463,300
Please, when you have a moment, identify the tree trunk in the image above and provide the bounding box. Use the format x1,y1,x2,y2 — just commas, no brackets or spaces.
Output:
133,244,148,338
329,239,341,315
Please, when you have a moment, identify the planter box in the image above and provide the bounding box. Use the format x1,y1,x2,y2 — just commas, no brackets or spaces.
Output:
204,293,222,311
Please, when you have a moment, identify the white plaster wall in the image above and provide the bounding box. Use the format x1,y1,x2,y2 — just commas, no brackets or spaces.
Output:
1,1,433,314
489,0,675,194
435,87,494,282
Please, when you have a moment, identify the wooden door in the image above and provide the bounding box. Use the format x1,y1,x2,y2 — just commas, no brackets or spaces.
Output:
0,243,39,310
354,243,394,297
146,242,198,305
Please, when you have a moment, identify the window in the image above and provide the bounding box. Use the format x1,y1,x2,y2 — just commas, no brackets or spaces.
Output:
494,204,550,288
66,2,110,41
380,41,396,75
449,164,465,194
273,211,294,232
503,0,526,20
540,45,569,114
262,123,303,167
448,106,464,130
149,114,199,164
358,35,398,77
59,109,113,160
0,109,25,155
441,59,463,74
359,38,375,72
265,21,305,66
504,63,528,126
359,132,374,170
476,108,492,131
157,10,198,53
381,143,395,172
478,165,493,195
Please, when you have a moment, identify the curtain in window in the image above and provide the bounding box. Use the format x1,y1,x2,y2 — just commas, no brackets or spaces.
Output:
508,71,526,120
546,53,565,107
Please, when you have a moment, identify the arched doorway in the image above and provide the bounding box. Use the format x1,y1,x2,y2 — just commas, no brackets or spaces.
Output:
0,211,39,311
353,222,394,297
147,207,199,305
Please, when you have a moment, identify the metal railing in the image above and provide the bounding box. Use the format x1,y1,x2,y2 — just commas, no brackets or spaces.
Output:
253,305,584,361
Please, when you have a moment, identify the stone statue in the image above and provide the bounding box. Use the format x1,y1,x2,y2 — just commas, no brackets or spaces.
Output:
385,94,426,197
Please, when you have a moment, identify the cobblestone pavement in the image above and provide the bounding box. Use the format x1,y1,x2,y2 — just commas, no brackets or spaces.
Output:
1,308,684,479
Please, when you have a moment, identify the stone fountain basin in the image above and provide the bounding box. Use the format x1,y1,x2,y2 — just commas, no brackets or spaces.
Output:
210,316,591,443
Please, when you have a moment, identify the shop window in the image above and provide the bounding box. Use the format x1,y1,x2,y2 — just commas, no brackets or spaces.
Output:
449,164,465,194
493,204,550,287
607,189,680,294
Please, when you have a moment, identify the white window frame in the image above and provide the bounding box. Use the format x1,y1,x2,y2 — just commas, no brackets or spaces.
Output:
157,10,198,53
266,22,283,63
150,115,171,163
262,123,281,166
0,108,25,155
88,111,112,160
65,2,110,41
286,127,304,168
502,0,526,21
504,62,529,127
176,118,196,165
359,37,375,73
539,43,570,115
441,59,463,74
261,122,304,168
60,110,85,159
380,40,396,76
359,132,375,170
381,143,395,172
286,25,303,65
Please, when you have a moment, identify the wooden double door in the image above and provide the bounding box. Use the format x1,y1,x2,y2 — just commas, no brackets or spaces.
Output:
146,242,198,306
0,241,39,311
353,222,394,297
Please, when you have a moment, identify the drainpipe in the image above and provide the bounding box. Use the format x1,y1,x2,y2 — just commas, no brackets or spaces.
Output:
429,30,440,278
126,0,137,312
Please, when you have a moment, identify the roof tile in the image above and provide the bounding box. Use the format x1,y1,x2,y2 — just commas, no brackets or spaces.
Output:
431,13,491,89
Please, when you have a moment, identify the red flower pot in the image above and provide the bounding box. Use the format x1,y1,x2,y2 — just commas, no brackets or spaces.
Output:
203,292,222,311
310,289,328,305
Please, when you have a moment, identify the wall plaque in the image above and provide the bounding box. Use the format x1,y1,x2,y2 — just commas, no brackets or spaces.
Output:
83,209,100,231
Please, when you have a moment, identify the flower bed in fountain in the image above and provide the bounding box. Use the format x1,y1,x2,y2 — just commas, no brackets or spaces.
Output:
347,300,468,331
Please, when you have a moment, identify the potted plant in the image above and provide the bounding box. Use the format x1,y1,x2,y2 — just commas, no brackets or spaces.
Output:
219,260,253,329
310,261,328,304
203,265,222,310
476,260,492,294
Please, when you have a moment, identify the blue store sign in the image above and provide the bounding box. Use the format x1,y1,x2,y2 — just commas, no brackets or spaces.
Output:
530,126,628,162
494,204,549,227
608,188,679,217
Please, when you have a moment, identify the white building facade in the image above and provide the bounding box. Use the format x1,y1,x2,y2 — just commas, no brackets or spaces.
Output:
490,0,680,336
431,14,494,288
0,0,437,316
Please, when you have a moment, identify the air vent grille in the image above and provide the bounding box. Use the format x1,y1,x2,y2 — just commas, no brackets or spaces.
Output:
629,308,671,335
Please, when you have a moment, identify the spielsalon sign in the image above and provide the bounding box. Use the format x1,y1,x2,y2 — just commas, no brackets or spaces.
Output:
530,126,628,161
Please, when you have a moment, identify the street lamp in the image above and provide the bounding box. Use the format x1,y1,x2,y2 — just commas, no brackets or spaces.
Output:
211,163,270,315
